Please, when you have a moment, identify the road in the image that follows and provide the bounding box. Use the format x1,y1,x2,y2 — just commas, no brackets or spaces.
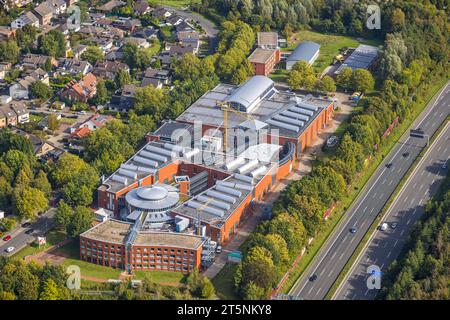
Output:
334,121,450,300
163,6,219,37
288,82,450,300
0,208,57,257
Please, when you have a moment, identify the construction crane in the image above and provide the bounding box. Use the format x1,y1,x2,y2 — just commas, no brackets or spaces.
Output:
215,101,257,153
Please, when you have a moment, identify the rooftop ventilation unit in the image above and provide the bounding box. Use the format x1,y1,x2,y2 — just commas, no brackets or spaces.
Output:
112,175,128,185
118,169,137,179
234,183,253,191
186,200,224,217
140,150,167,162
196,195,231,211
137,166,157,174
224,157,246,171
237,159,259,174
289,106,314,117
298,101,318,112
216,185,242,197
281,110,309,121
250,166,267,178
133,156,158,167
206,190,236,204
121,164,137,171
266,119,300,133
163,143,184,153
146,145,176,158
234,173,254,184
273,115,305,127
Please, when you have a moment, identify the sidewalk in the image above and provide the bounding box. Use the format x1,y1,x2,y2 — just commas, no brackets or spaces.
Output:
204,93,353,279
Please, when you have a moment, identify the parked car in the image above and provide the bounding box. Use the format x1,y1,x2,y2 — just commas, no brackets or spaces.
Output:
216,245,222,254
3,235,11,241
402,152,410,158
379,223,389,231
5,246,14,253
22,222,31,228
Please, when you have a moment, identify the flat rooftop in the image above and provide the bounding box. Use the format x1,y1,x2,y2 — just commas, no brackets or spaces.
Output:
258,32,278,47
81,219,132,244
248,48,276,64
135,232,204,250
176,81,333,139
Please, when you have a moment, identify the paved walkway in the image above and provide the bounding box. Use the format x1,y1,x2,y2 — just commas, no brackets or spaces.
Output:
204,94,353,279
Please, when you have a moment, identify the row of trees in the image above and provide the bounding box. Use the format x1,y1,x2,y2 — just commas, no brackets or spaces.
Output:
0,257,215,300
378,174,450,300
287,61,336,92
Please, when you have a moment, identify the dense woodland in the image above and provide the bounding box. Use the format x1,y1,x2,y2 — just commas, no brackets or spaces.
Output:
378,173,450,300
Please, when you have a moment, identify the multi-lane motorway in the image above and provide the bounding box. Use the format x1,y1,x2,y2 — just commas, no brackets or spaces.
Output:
334,121,450,300
289,82,450,300
0,208,56,257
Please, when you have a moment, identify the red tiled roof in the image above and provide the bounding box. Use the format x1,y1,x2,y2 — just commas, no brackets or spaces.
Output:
70,127,92,139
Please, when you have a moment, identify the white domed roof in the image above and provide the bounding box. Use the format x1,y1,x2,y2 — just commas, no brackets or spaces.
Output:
125,184,179,211
137,186,168,201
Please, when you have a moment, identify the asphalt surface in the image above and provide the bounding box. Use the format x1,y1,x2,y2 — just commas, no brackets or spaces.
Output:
0,208,57,257
163,6,219,37
288,82,450,300
334,122,450,300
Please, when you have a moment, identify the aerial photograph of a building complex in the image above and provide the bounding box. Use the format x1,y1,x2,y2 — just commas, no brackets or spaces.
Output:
0,0,449,311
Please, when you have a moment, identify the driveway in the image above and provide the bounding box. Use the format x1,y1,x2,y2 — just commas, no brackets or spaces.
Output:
163,6,219,37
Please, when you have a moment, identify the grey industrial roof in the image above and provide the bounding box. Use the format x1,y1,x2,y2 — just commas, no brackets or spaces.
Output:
134,232,204,250
226,76,274,111
287,41,320,63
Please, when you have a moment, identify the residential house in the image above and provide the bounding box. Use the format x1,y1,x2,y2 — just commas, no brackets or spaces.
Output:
133,0,152,16
113,17,141,32
131,27,158,40
9,101,29,123
123,37,150,48
87,36,114,53
57,58,93,76
93,17,115,28
169,45,196,57
33,1,56,26
93,61,129,80
108,85,136,113
166,14,183,26
71,44,88,59
152,7,172,20
0,63,11,80
70,126,92,139
12,128,56,157
177,30,200,54
22,54,58,70
0,105,18,125
141,68,171,88
9,68,49,100
11,11,39,29
0,26,17,41
97,0,125,12
175,20,196,33
79,114,114,131
47,0,67,15
60,73,98,103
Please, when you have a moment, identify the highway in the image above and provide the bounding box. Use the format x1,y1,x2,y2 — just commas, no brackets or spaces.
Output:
0,208,56,257
334,121,450,300
288,82,450,300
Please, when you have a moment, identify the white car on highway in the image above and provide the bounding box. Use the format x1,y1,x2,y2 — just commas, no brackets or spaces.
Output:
5,246,15,253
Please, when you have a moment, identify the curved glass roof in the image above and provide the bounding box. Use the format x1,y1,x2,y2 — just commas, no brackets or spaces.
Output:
227,76,274,111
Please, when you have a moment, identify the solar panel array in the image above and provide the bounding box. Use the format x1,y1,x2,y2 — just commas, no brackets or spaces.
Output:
336,45,379,73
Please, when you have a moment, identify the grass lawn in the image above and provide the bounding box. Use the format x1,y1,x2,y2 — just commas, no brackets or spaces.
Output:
153,0,199,8
30,114,44,123
133,270,186,285
59,117,77,125
212,263,239,300
12,229,67,261
270,68,289,83
283,30,383,73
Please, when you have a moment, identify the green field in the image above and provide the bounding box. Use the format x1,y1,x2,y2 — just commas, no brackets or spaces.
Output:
211,263,239,300
283,30,382,73
152,0,199,8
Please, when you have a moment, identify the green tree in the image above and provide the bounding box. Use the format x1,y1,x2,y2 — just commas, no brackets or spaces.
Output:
81,46,104,65
316,75,336,92
55,200,73,230
336,67,353,91
12,187,48,221
95,79,109,105
114,69,131,89
30,81,53,100
67,206,93,237
0,40,19,64
352,69,375,92
38,30,66,58
47,114,60,132
39,278,60,300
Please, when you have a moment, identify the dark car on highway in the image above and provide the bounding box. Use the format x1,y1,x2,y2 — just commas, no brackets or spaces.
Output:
22,222,31,228
309,274,318,282
385,163,393,168
350,227,357,234
3,235,11,241
402,152,410,158
25,229,34,235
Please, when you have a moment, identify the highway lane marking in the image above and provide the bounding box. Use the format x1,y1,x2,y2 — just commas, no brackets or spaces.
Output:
400,229,405,236
407,218,411,225
403,196,408,203
316,288,322,296
394,240,398,247
328,270,333,278
339,253,344,260
379,193,384,200
389,179,393,186
320,269,326,276
387,251,392,258
411,197,416,205
331,251,337,259
308,286,314,295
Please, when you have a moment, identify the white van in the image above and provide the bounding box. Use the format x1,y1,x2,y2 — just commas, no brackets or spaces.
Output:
379,223,389,231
